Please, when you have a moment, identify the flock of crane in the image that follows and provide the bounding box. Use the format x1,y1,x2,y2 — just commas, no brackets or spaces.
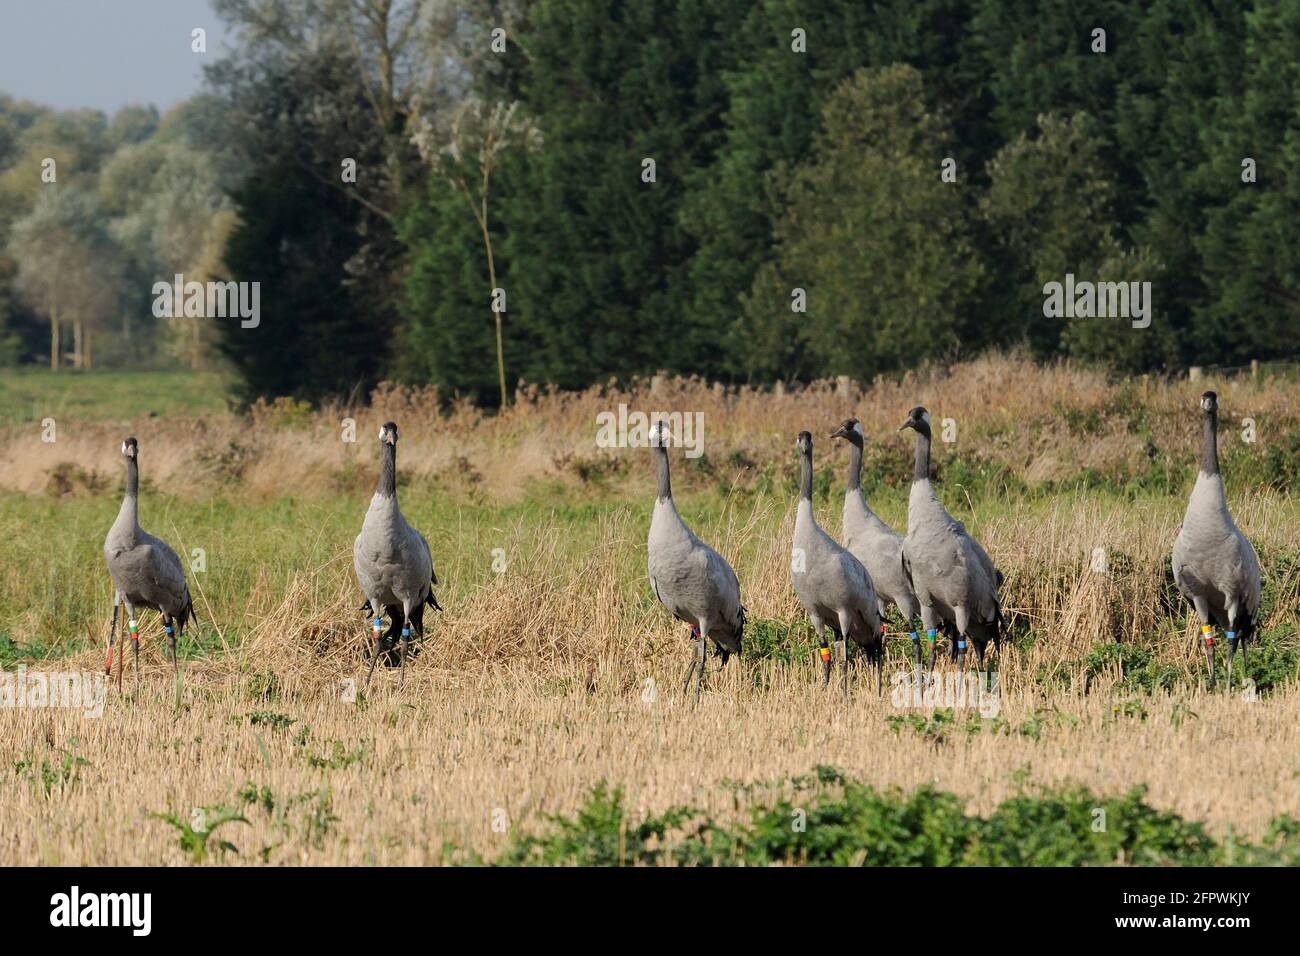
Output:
102,391,1260,695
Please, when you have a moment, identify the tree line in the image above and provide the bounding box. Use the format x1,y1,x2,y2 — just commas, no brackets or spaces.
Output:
2,0,1298,405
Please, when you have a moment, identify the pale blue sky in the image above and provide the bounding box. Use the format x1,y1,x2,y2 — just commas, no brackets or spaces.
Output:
0,0,228,115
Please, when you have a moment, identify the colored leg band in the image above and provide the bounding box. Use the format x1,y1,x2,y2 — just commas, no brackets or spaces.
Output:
957,640,966,650
164,625,174,634
818,647,831,662
373,618,383,628
401,627,411,637
926,629,937,642
909,632,920,643
1226,631,1236,642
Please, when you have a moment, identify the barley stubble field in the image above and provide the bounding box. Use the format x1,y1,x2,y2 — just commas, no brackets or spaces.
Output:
2,356,1299,866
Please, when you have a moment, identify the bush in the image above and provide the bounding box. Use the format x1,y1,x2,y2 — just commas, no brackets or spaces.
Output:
493,769,1297,866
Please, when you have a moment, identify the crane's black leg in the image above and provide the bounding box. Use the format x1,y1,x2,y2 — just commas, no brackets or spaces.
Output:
953,613,969,672
365,611,384,687
125,603,140,691
840,638,849,697
681,625,700,695
106,601,119,676
399,608,411,689
1200,624,1215,690
816,628,831,688
163,614,178,680
694,630,707,698
1225,627,1237,693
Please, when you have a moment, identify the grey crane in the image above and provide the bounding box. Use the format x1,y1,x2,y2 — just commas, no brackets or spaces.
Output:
103,437,195,686
899,407,1002,672
791,431,883,694
1172,391,1260,690
354,421,439,687
647,419,745,696
830,417,924,676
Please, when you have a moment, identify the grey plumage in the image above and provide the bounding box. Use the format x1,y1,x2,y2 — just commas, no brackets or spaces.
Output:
103,436,194,684
899,407,1002,671
831,418,921,672
791,431,882,693
1172,391,1260,689
354,421,438,685
646,419,745,695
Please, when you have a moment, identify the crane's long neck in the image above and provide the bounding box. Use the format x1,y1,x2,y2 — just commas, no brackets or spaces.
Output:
799,449,813,502
846,439,863,493
654,444,671,501
377,441,397,497
115,457,139,534
1200,410,1219,477
913,429,931,482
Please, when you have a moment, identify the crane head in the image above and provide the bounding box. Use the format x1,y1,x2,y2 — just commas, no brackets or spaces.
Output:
829,417,863,443
898,407,931,435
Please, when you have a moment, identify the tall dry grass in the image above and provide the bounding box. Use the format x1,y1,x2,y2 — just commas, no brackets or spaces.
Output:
5,352,1298,501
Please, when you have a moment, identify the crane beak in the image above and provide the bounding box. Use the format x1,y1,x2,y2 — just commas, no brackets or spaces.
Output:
898,421,914,433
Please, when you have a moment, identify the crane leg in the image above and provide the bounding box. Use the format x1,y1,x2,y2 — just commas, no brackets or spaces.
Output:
1200,624,1215,690
365,612,384,687
164,615,178,680
693,632,707,698
106,601,119,676
681,625,700,695
1225,629,1238,693
124,602,140,691
399,613,411,689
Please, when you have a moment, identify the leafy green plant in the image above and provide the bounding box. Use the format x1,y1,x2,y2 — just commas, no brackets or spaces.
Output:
1085,640,1183,694
150,804,248,863
239,711,295,731
740,617,813,665
305,740,367,770
14,740,92,797
493,770,1297,867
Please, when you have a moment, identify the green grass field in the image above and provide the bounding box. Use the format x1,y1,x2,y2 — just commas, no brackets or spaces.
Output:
0,369,230,424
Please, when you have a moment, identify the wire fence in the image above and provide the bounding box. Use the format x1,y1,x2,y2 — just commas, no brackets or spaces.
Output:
1187,359,1300,381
